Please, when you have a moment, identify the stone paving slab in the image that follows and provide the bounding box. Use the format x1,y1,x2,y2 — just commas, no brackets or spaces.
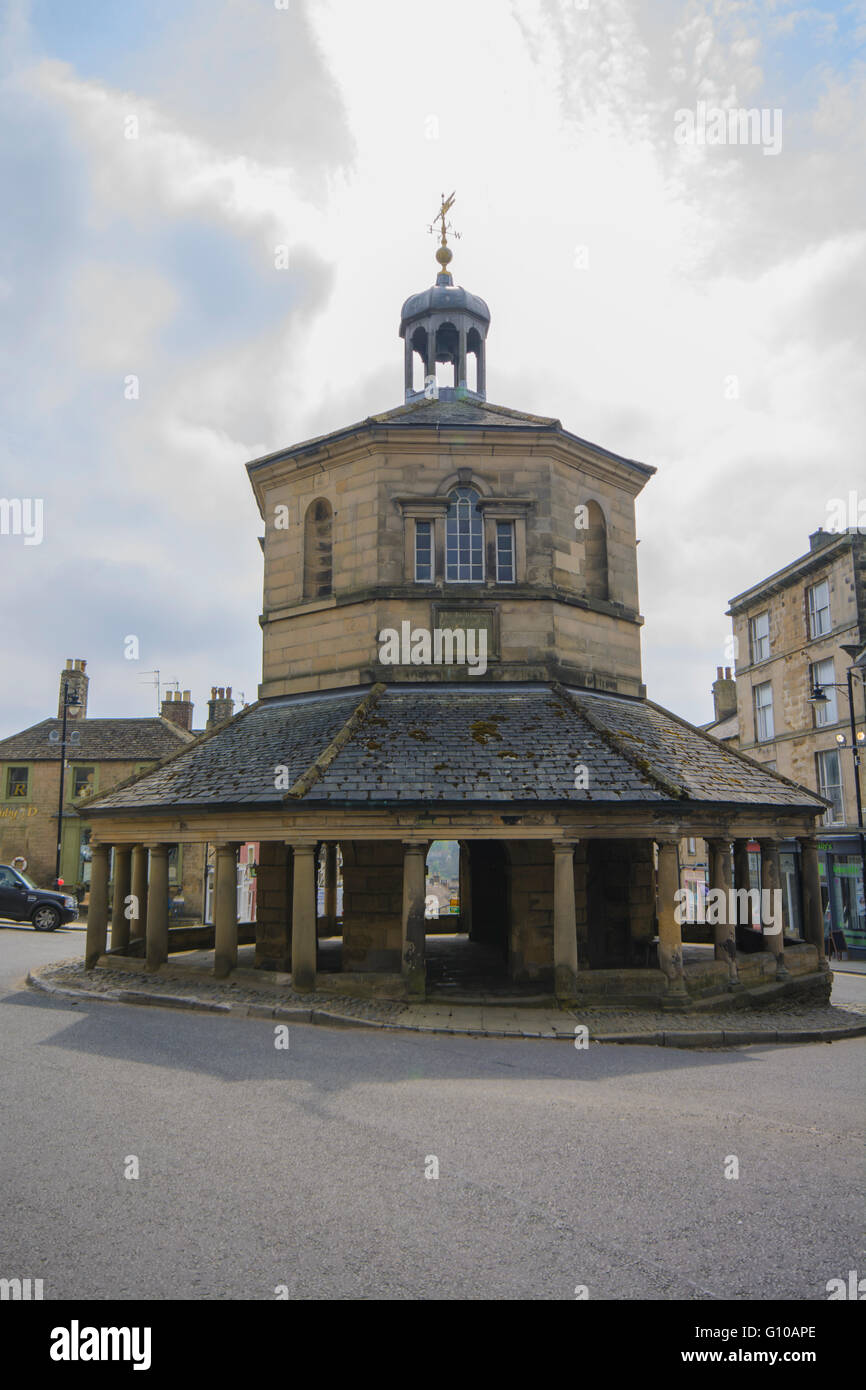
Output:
24,958,866,1047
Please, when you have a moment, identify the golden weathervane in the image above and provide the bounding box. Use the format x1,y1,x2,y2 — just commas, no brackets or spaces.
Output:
427,190,460,273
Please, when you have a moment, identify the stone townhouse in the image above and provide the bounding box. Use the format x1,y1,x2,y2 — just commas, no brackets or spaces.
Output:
0,660,234,917
81,226,830,1006
728,527,866,956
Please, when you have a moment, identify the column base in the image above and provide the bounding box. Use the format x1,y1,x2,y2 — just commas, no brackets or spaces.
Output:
292,969,316,993
555,964,579,1000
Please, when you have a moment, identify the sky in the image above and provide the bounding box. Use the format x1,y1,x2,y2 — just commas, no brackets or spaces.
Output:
1,0,864,737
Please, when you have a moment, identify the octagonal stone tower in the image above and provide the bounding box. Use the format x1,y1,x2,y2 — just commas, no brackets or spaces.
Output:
248,248,654,701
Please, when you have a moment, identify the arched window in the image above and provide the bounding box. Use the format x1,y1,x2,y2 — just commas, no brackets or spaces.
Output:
446,487,484,582
584,500,609,601
303,498,333,599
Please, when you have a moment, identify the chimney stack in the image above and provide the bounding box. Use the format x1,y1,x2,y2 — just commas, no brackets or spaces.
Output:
711,666,737,724
58,658,88,720
160,688,194,732
207,685,235,730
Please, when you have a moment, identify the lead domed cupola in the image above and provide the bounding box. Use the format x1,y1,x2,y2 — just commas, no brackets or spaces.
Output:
399,193,490,403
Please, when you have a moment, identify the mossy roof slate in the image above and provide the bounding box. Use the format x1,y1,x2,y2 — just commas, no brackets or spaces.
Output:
84,684,825,815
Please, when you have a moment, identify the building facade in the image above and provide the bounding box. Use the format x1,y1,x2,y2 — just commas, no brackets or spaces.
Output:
728,528,866,956
82,233,830,1005
0,660,237,918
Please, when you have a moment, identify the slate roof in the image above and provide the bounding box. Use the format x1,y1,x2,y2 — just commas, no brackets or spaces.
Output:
246,395,655,479
84,684,825,815
0,717,195,762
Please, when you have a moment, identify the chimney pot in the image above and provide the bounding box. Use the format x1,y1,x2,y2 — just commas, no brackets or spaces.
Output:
182,690,190,702
716,666,723,680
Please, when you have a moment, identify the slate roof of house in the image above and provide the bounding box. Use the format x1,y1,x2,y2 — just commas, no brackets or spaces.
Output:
0,717,196,762
246,395,655,480
84,684,825,814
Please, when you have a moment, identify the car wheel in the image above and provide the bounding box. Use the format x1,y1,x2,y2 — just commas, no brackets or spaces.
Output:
32,905,61,932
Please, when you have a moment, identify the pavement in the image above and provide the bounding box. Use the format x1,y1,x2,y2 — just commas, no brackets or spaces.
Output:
27,953,866,1047
2,925,865,1300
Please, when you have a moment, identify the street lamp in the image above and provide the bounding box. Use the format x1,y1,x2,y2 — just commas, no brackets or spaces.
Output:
54,680,82,888
809,643,866,932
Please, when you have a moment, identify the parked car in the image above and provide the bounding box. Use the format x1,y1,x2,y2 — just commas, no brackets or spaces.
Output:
0,864,79,931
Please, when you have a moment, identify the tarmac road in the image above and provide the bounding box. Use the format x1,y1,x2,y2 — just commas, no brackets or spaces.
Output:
1,924,863,1301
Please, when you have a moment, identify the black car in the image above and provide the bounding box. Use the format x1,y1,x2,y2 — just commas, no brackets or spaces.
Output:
0,864,79,931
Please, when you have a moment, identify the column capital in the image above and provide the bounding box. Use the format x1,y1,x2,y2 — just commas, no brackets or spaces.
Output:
287,841,317,855
553,839,578,853
401,841,428,854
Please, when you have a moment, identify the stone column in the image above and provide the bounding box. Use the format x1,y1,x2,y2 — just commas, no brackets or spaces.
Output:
323,843,338,936
759,839,788,977
214,842,239,979
401,842,427,998
425,331,436,388
553,841,579,1000
145,844,170,971
130,845,148,943
110,844,132,953
290,843,317,992
656,840,688,999
404,336,413,395
733,839,752,926
457,325,467,391
85,842,111,969
707,837,738,984
798,836,826,964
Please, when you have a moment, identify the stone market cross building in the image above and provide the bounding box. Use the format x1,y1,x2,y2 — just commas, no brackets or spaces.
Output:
82,229,830,1007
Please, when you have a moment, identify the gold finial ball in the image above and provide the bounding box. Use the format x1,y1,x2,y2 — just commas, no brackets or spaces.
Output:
435,244,453,269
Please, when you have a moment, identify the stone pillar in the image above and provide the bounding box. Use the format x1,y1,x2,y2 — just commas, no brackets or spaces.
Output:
130,845,148,942
553,841,578,1000
110,844,133,953
323,843,338,935
401,842,427,998
290,843,317,992
707,837,738,984
404,336,413,396
85,842,111,969
255,841,292,971
459,841,472,939
145,844,169,971
214,842,239,979
476,340,486,397
798,836,826,964
733,839,752,925
457,325,467,391
426,331,436,386
573,841,589,966
759,839,787,977
656,840,688,999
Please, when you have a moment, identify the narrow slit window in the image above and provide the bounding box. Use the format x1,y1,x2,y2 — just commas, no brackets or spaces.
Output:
496,521,515,582
415,520,434,581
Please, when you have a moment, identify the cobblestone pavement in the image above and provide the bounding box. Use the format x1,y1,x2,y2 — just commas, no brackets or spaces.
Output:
28,958,866,1044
